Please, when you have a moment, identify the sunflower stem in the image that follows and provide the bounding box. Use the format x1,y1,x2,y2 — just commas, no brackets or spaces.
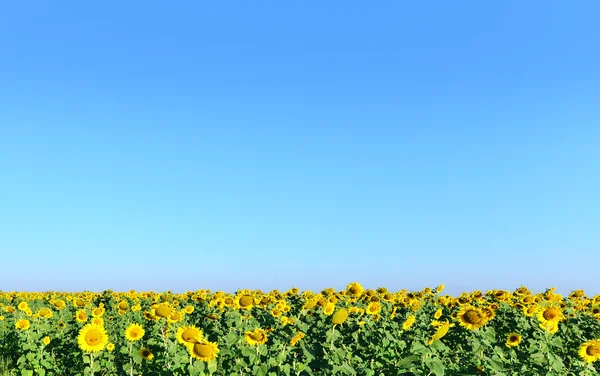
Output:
89,352,94,376
329,325,335,350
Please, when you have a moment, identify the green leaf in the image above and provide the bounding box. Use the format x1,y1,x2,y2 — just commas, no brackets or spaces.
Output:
424,356,445,376
396,355,420,368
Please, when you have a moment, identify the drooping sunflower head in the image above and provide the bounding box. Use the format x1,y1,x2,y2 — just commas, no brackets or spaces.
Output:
124,323,145,342
189,340,219,362
153,303,173,319
238,294,255,309
77,323,109,353
332,308,349,325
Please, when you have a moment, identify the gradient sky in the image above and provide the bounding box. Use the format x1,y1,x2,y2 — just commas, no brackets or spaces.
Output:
1,2,599,296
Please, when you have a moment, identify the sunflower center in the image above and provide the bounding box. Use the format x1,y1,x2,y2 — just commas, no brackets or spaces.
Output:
586,344,600,356
85,330,101,345
239,296,253,307
156,306,172,317
251,332,265,341
182,329,198,342
193,343,213,357
593,308,600,314
464,310,482,324
509,335,519,342
142,350,150,357
543,309,558,321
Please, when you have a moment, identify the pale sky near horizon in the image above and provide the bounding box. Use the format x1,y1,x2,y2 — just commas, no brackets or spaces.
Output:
1,2,599,297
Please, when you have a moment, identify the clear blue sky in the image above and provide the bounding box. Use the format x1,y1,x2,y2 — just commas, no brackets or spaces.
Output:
1,2,599,296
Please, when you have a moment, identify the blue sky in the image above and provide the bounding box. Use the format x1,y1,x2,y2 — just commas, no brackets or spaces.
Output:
1,2,599,296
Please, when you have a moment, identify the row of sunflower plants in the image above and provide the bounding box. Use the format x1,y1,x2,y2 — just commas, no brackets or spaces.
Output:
1,283,600,375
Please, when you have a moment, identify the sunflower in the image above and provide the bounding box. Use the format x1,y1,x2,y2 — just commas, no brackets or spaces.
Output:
184,305,194,314
42,336,51,346
75,310,88,323
124,323,145,342
579,339,600,363
17,302,29,311
15,319,30,330
244,328,268,346
91,307,105,318
539,321,559,334
402,315,416,330
91,317,104,326
138,347,154,360
346,282,364,297
505,332,522,348
188,340,219,362
153,303,173,319
366,302,381,315
323,303,336,316
237,294,255,310
77,324,109,353
271,308,282,318
38,308,53,319
176,325,203,348
523,304,539,317
434,309,443,319
456,305,486,331
537,304,564,325
107,343,115,351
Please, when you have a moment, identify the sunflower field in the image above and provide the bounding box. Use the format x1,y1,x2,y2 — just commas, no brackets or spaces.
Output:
1,283,600,376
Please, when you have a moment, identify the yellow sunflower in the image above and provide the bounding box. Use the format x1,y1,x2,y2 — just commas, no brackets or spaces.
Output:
434,308,443,319
290,332,305,346
38,308,53,319
402,315,416,330
107,343,115,351
323,303,336,316
332,308,349,325
138,347,154,360
176,325,204,348
456,305,486,331
579,339,600,363
77,324,109,353
124,323,145,342
346,282,364,297
15,319,31,331
91,307,105,318
366,302,381,315
505,332,522,348
188,340,219,362
42,336,51,346
237,294,255,310
537,304,564,325
75,310,88,323
244,328,268,346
